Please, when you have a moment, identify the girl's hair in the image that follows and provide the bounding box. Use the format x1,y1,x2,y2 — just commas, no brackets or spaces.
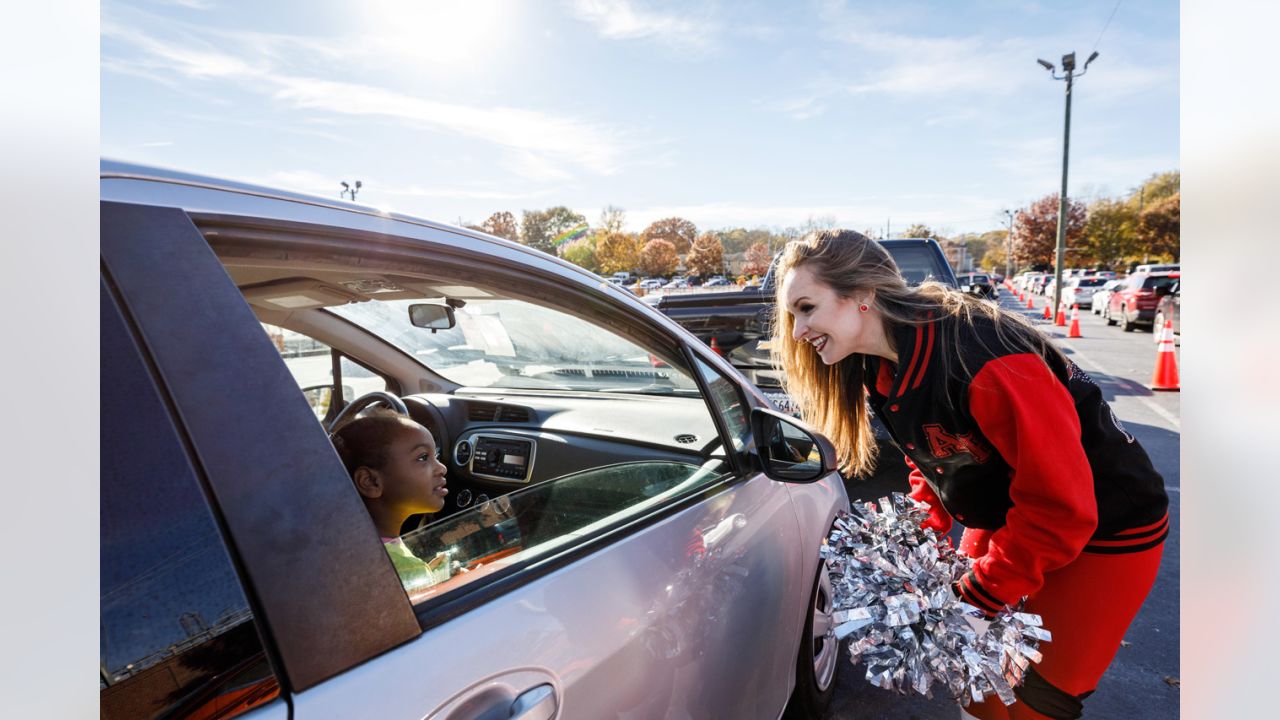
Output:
770,229,1066,477
329,410,417,478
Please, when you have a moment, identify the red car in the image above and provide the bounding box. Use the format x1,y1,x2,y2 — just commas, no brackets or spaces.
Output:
1107,270,1180,332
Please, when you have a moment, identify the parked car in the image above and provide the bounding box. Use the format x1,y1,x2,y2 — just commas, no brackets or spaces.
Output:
662,277,690,290
1133,263,1179,274
101,161,850,720
1092,279,1124,315
640,278,665,291
957,272,996,299
1061,275,1109,309
1107,271,1180,332
1154,280,1180,343
703,276,731,287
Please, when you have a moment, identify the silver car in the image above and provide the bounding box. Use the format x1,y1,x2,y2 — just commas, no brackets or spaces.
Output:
1092,279,1125,315
100,161,849,720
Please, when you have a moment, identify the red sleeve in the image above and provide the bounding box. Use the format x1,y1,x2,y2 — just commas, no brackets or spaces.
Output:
905,455,953,535
954,353,1098,614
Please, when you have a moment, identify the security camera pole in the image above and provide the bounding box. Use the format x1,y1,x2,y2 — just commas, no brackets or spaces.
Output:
1002,209,1015,280
1037,51,1097,322
340,179,363,201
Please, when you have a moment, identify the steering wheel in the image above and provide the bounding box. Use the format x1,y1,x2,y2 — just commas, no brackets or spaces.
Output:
327,390,410,434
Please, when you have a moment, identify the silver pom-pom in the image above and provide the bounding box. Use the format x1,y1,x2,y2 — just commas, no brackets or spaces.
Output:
821,493,1051,706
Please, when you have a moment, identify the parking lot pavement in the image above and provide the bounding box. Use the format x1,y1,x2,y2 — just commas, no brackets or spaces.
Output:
827,292,1180,719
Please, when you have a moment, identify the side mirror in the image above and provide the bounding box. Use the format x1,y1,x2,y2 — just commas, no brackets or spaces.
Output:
750,407,837,483
408,303,457,331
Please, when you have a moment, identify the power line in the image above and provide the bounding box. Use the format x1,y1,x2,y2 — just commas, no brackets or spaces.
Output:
1092,0,1123,53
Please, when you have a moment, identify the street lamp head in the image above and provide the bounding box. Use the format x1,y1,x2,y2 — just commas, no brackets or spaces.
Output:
1061,52,1076,72
1084,51,1099,68
1037,58,1055,72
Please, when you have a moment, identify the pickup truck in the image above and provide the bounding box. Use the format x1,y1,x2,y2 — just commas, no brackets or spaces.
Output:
647,238,958,414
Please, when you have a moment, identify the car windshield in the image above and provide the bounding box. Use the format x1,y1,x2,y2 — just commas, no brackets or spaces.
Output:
1077,278,1107,287
330,298,700,394
969,275,989,283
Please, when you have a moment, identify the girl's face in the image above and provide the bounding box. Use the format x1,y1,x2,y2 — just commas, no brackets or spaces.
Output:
781,265,882,365
378,422,449,515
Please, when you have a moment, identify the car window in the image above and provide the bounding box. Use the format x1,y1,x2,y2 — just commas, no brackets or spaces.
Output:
1077,278,1106,287
102,281,281,720
886,245,949,284
690,353,753,454
263,323,389,420
1142,276,1179,291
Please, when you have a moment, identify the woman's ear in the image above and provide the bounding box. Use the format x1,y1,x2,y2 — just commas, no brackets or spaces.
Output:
353,467,383,499
858,289,876,308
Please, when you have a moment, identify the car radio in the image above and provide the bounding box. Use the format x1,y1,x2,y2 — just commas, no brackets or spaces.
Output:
468,433,535,483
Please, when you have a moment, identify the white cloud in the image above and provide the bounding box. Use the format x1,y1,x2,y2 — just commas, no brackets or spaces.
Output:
567,0,718,51
102,19,635,177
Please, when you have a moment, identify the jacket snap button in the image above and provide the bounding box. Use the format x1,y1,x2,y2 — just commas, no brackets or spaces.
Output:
890,404,900,412
906,442,915,450
956,514,965,521
935,467,944,474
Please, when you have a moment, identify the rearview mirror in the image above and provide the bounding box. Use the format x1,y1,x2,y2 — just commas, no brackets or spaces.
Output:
408,303,456,331
750,407,837,482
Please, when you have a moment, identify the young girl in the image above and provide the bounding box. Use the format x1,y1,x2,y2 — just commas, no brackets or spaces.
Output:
773,230,1168,720
330,410,452,591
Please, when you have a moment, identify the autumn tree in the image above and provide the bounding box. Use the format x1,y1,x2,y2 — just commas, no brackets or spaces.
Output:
480,211,518,241
641,217,698,254
595,231,642,275
598,205,627,234
742,241,772,276
520,206,587,255
1011,194,1087,268
1132,171,1179,208
561,236,599,273
1081,198,1138,270
637,239,679,278
1138,192,1180,262
902,223,935,239
685,233,726,277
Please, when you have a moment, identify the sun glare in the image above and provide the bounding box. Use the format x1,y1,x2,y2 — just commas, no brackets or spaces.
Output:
358,1,515,68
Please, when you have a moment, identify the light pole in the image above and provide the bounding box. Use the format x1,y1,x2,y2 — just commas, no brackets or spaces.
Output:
340,179,363,201
1002,209,1015,280
1037,50,1098,321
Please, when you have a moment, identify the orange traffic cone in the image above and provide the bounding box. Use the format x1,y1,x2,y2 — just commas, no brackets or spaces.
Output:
1150,319,1180,391
1055,300,1067,327
1026,295,1034,309
709,336,724,357
1067,304,1082,338
1042,303,1051,320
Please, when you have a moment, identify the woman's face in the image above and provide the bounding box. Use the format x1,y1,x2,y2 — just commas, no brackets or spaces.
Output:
781,265,882,364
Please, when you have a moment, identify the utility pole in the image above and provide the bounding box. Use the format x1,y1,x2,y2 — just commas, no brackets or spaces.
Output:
1037,50,1098,322
340,179,363,201
1002,209,1015,279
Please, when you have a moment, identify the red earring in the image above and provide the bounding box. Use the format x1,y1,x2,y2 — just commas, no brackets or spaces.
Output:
859,304,869,312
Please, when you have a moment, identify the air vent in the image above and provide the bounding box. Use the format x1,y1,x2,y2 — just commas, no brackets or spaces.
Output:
454,438,473,466
674,433,700,444
468,403,497,421
496,406,530,422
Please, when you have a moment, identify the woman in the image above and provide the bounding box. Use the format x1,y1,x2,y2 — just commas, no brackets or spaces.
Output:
773,230,1167,720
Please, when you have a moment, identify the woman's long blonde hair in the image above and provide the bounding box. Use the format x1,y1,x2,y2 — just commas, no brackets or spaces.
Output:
770,229,1065,477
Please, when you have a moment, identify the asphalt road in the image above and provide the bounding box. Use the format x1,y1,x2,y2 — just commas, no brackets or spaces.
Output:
825,290,1181,719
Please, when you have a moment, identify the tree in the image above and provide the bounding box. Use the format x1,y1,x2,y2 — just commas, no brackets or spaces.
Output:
1132,171,1179,208
1138,192,1179,262
561,236,599,273
641,217,698,254
685,233,726,277
638,239,679,277
902,223,935,239
480,211,518,241
1011,194,1087,269
520,206,587,255
742,241,772,277
595,231,642,275
598,205,627,234
1081,198,1139,270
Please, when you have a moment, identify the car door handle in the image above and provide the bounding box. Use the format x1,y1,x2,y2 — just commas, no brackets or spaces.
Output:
509,684,557,720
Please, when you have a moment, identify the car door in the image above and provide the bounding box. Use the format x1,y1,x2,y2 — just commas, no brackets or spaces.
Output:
102,198,823,720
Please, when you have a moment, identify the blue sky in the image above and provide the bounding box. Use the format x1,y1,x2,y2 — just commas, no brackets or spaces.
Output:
101,0,1178,236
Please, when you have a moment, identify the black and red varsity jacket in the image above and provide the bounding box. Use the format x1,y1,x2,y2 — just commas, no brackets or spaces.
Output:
862,312,1169,616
